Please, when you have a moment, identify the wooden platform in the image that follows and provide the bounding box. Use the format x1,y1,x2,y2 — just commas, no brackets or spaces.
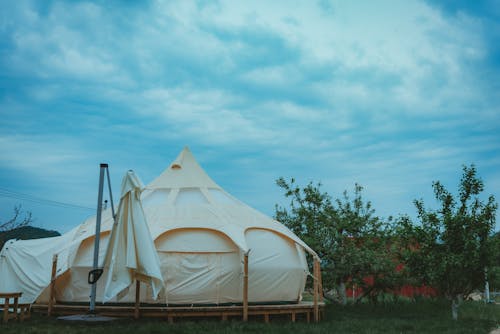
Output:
33,301,325,323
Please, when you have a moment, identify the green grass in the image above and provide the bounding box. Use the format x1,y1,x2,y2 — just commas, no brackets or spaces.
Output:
1,300,499,334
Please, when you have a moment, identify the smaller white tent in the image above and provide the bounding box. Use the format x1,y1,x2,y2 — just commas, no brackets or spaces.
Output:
0,147,318,305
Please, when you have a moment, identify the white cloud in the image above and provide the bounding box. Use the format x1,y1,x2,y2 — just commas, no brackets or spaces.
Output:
199,0,490,119
0,134,93,180
139,87,277,145
4,2,129,85
241,65,299,87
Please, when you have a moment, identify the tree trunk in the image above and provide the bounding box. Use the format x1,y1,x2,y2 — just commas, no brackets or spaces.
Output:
485,267,490,303
338,282,347,305
451,295,462,321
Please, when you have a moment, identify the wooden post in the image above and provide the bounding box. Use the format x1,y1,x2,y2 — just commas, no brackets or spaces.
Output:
1,292,22,323
134,280,140,319
47,254,58,316
2,295,10,323
13,295,18,320
243,253,249,322
318,261,323,303
313,258,319,322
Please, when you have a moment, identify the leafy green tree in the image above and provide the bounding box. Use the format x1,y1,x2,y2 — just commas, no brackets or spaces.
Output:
486,232,500,293
275,178,401,304
398,165,497,320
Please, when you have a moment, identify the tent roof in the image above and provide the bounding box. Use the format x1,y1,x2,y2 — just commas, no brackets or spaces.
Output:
147,147,220,190
141,147,317,257
70,147,317,257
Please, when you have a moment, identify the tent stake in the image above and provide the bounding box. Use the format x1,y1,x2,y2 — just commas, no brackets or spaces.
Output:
47,254,58,316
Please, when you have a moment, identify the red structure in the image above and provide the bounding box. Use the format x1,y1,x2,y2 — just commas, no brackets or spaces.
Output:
345,263,437,299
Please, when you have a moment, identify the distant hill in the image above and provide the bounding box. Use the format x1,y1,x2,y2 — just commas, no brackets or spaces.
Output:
0,226,61,251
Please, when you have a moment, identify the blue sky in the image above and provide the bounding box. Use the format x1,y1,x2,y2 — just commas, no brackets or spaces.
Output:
1,0,499,233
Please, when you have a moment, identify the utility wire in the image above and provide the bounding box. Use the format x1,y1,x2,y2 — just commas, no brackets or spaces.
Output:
0,187,94,211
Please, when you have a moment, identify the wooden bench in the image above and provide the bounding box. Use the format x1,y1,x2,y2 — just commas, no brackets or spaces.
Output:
0,292,30,323
19,303,31,321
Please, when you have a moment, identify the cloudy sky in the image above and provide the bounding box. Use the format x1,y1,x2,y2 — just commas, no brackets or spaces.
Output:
1,0,499,233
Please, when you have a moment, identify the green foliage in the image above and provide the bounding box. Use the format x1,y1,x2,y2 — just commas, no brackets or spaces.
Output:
275,178,402,303
488,232,500,290
398,165,497,319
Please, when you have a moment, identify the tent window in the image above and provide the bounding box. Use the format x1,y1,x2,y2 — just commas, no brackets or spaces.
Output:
156,229,238,253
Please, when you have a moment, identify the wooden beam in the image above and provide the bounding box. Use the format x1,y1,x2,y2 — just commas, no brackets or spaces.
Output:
2,296,8,323
313,258,319,322
318,261,323,303
47,254,58,317
134,280,140,320
243,253,249,322
32,301,324,321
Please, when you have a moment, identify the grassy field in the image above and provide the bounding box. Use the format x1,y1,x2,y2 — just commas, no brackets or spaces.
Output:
1,299,499,334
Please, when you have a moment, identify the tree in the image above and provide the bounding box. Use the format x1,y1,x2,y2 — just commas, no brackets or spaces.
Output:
275,178,401,304
486,232,500,293
0,205,33,232
398,165,497,320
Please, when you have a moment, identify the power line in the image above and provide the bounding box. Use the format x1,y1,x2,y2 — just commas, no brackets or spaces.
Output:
0,187,94,211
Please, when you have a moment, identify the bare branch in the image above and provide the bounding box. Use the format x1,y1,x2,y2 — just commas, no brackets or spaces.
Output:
0,205,33,232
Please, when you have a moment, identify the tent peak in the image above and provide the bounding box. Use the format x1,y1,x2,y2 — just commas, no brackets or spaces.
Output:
147,147,220,190
170,147,191,170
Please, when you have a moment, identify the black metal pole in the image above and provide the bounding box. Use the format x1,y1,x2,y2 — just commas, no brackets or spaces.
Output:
105,167,116,219
89,163,107,313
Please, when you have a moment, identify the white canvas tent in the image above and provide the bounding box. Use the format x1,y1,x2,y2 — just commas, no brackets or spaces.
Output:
0,147,318,306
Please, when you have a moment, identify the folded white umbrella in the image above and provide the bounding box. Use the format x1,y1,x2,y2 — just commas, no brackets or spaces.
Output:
102,170,164,302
